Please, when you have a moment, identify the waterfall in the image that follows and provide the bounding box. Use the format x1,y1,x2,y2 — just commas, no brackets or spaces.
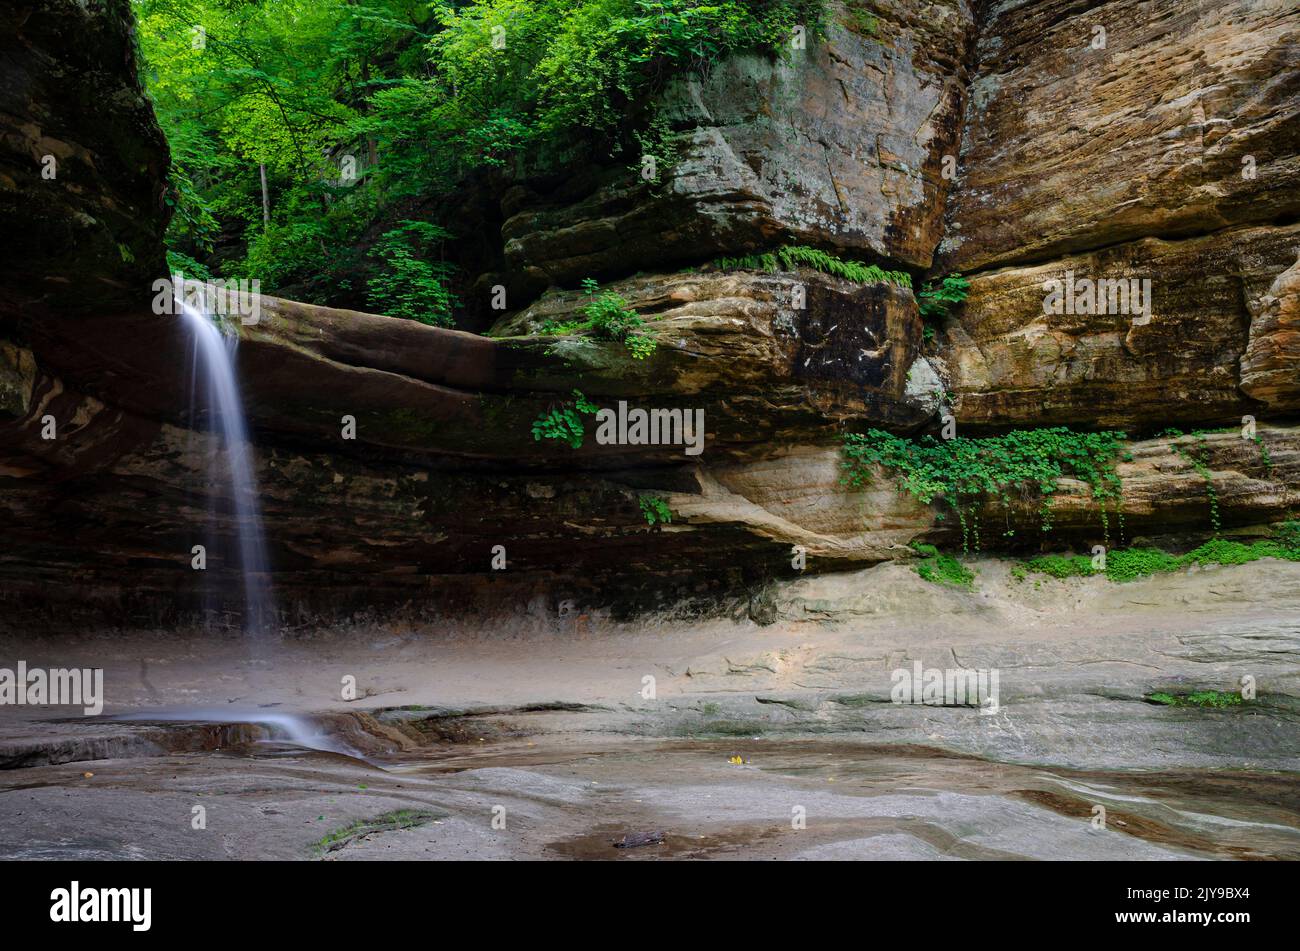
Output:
176,295,273,634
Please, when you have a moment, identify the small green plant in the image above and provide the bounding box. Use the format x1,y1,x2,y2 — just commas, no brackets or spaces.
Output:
712,245,911,287
538,280,657,359
911,542,975,588
367,221,457,327
1146,690,1243,708
531,390,599,449
1101,547,1182,582
631,107,679,184
916,272,969,321
639,495,673,526
1169,431,1221,534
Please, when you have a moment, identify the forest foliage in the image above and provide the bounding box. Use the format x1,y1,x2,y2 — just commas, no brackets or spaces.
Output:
134,0,826,318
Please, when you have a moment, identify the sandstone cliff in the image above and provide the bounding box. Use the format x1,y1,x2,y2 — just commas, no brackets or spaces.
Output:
1,0,1297,628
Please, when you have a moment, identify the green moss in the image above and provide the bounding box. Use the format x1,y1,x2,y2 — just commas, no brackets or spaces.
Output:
314,809,444,855
845,5,879,36
676,719,770,738
1146,691,1244,708
381,408,442,443
911,543,974,588
1021,554,1097,580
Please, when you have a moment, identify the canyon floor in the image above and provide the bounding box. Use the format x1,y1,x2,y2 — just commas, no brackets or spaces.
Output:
1,558,1298,861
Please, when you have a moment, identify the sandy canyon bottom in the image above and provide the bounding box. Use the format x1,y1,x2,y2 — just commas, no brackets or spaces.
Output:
2,559,1298,861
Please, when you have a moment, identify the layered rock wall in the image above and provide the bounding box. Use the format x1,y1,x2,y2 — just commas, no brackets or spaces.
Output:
1,0,1298,628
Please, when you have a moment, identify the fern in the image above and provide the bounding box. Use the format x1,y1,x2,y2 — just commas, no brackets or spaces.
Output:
917,273,969,321
713,245,912,288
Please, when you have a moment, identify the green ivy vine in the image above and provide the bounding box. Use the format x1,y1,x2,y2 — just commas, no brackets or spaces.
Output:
841,427,1127,552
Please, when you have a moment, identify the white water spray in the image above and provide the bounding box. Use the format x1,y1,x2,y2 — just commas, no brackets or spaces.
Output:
112,707,366,760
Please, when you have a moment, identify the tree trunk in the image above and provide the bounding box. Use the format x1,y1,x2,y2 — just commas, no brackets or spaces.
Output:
259,163,271,227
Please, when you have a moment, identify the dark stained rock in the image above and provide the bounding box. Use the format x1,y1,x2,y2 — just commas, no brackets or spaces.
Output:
491,268,936,445
0,0,170,317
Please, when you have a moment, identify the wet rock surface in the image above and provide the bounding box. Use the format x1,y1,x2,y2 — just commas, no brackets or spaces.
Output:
1,560,1298,860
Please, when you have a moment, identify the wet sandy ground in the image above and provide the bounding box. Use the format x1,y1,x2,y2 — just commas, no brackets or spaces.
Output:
1,559,1298,860
1,713,1298,861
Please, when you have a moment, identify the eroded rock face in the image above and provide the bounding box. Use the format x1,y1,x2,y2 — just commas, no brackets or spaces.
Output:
499,1,976,288
939,223,1300,429
4,335,1296,628
939,0,1300,273
669,427,1300,562
23,271,930,467
0,340,796,626
493,268,931,442
0,0,170,316
1242,252,1300,412
3,0,1299,629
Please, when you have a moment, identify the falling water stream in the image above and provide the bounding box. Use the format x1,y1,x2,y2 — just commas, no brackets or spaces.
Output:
176,296,273,635
158,293,358,755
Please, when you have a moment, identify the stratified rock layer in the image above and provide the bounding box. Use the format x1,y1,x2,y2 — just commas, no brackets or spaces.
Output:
1242,252,1300,412
500,0,977,286
940,223,1300,428
939,0,1300,273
